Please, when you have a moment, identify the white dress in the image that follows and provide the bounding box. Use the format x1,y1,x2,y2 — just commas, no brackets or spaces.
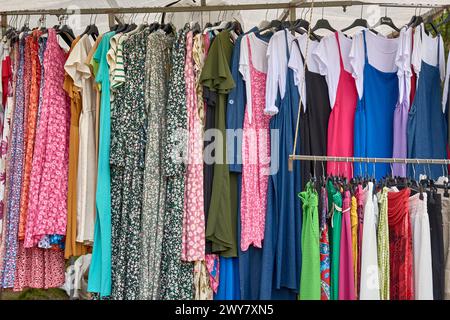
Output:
65,34,97,244
409,192,434,300
360,182,381,300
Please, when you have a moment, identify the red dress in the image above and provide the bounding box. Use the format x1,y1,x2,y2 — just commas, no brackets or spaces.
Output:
388,188,414,300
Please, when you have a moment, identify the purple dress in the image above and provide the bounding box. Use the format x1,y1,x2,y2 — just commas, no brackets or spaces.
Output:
392,80,409,177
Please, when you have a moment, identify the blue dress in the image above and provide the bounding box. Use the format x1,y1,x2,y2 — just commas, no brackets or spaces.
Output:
407,34,447,179
88,31,115,298
354,31,399,180
259,30,302,300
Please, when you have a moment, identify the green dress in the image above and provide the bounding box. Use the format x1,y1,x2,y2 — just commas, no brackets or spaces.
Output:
110,29,150,300
327,180,342,300
299,182,321,300
200,30,237,257
159,28,194,300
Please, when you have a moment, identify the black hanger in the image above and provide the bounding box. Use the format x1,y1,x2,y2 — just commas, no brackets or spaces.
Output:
192,22,201,35
342,11,369,32
372,8,400,32
312,7,337,33
81,15,99,40
289,18,321,41
424,16,439,35
258,19,283,33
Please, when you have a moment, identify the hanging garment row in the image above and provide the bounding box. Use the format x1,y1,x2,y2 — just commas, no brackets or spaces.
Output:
0,11,449,301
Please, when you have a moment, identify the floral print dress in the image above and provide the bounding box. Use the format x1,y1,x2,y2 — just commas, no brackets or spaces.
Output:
1,34,27,288
25,28,71,249
159,28,194,301
110,29,150,300
139,29,175,300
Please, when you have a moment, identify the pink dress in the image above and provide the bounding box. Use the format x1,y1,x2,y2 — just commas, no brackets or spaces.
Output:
240,36,271,251
326,32,358,180
24,28,70,248
181,31,205,262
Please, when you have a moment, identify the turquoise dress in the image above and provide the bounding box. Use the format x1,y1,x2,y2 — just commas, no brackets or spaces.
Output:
88,31,115,298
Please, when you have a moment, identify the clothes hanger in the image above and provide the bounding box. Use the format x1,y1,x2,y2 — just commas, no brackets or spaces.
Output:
81,14,99,40
372,8,400,32
312,7,337,33
55,15,74,46
342,5,370,33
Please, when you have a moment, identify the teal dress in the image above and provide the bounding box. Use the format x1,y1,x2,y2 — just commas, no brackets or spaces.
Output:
88,31,115,298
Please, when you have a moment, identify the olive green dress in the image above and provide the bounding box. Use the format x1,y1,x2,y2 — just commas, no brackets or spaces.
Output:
200,30,237,258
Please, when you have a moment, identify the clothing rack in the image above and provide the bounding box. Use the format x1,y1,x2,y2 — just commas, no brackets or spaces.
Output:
288,155,450,172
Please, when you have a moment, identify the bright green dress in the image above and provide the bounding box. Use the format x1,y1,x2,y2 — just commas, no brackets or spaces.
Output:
299,182,321,300
328,180,342,300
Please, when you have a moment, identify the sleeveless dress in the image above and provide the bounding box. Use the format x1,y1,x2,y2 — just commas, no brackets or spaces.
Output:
327,32,357,180
240,35,271,251
407,28,447,179
354,31,399,179
295,40,331,189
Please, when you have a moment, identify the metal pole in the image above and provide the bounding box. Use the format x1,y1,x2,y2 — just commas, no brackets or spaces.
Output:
0,2,446,16
289,154,450,165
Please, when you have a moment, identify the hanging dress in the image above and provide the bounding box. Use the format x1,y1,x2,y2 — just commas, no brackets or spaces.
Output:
240,33,271,251
407,30,447,179
377,187,390,300
428,190,445,300
110,29,150,300
409,192,434,299
13,33,65,292
350,194,359,296
159,28,194,301
293,39,331,189
327,180,342,300
299,182,320,300
354,31,399,179
320,187,331,300
359,182,380,300
140,30,175,300
1,34,26,288
339,190,355,300
63,36,90,258
182,30,205,262
326,32,358,180
388,188,414,300
88,30,116,298
260,29,302,300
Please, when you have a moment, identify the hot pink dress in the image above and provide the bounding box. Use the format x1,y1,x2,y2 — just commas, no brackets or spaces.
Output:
240,36,271,251
24,28,70,248
326,32,358,180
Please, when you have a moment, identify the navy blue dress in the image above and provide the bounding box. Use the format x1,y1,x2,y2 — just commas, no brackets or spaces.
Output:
259,30,302,300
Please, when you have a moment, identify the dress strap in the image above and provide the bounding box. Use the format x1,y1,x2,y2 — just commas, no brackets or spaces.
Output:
284,29,290,60
335,31,345,70
362,30,368,64
246,34,254,69
437,34,441,67
294,38,308,71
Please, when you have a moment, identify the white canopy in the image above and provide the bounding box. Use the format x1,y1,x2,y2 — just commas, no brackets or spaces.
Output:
0,0,447,36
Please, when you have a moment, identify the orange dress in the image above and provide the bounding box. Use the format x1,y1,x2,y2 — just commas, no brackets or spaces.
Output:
64,36,90,259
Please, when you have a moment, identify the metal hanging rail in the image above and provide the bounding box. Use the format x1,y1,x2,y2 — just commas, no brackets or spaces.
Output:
289,155,450,165
0,1,446,16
